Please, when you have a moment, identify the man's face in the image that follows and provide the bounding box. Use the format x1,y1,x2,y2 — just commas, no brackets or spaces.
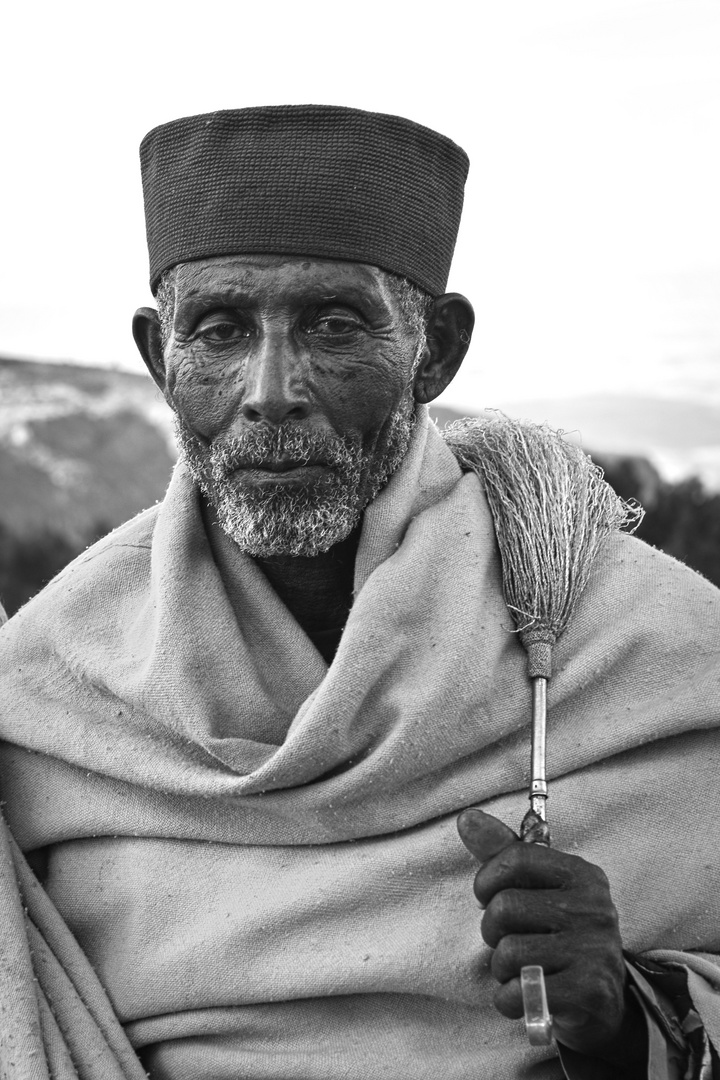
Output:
160,255,425,557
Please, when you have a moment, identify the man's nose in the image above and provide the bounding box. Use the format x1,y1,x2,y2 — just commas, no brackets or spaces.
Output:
240,333,311,424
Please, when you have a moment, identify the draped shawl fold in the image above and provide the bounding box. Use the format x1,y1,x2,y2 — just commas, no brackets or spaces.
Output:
1,411,719,1079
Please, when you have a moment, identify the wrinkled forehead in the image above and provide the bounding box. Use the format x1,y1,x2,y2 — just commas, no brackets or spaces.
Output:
168,254,394,309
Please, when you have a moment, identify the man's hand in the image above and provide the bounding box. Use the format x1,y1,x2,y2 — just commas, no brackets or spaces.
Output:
457,808,647,1069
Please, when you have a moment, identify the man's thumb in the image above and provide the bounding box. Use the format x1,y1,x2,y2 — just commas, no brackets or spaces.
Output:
457,807,517,864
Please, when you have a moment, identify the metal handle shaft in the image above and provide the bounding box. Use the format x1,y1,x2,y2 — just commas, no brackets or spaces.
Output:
521,677,551,846
521,676,553,1044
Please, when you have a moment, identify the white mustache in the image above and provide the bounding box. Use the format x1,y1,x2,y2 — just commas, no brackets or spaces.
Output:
208,425,358,479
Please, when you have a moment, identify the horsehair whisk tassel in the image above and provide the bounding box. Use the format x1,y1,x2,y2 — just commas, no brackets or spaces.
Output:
442,414,644,843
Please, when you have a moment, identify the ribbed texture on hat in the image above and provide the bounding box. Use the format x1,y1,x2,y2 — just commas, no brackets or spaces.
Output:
140,105,469,295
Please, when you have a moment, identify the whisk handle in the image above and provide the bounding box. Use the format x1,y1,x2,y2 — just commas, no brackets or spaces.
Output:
520,675,553,1042
521,676,551,845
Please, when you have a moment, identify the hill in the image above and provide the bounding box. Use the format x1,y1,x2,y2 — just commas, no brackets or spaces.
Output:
492,394,720,491
0,356,175,544
0,358,718,615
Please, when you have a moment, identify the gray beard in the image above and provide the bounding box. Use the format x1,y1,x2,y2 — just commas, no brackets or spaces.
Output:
174,402,416,557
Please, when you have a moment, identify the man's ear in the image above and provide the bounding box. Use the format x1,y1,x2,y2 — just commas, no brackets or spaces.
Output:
132,308,166,393
413,293,475,404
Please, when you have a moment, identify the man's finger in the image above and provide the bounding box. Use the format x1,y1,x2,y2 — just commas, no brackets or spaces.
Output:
494,972,570,1022
490,931,569,986
473,842,581,908
481,888,570,948
493,966,588,1021
493,968,628,1046
456,807,517,864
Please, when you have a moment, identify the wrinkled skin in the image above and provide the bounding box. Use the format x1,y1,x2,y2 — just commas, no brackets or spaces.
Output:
132,254,473,643
133,255,644,1068
134,255,472,507
458,808,647,1071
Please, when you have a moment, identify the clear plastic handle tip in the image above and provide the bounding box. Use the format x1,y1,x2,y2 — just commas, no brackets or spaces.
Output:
521,965,553,1045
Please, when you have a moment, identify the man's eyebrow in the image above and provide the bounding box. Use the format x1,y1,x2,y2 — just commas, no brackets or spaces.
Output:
302,279,393,306
175,282,388,311
175,284,254,307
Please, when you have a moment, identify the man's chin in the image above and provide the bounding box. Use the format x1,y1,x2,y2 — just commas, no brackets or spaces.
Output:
192,467,359,557
214,497,362,558
174,397,418,557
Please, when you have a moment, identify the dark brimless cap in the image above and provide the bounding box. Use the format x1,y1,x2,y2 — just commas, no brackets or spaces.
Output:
139,105,469,296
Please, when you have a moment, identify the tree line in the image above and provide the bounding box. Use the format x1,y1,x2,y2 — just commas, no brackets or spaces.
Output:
1,458,719,619
600,458,720,588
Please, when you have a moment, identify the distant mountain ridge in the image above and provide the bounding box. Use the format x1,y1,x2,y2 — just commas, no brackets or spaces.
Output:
1,356,719,551
433,395,720,489
0,356,175,543
489,395,720,490
1,356,718,616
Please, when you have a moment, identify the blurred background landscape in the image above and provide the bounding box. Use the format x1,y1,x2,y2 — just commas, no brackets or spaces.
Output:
1,352,718,617
1,0,718,615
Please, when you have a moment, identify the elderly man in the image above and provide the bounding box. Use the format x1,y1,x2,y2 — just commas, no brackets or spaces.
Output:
0,106,718,1080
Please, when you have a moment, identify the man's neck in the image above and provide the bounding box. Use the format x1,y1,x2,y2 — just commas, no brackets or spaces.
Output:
252,525,360,642
202,500,360,663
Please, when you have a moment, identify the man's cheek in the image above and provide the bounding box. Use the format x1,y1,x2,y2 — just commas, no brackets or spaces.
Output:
168,353,244,439
315,359,409,435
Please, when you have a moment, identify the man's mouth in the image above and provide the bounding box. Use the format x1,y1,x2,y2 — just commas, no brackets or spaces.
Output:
252,457,325,473
229,458,331,485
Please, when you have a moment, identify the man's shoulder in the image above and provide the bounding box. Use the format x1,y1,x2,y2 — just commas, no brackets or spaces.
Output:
599,529,719,603
73,502,160,564
571,528,720,663
58,501,159,577
2,501,162,630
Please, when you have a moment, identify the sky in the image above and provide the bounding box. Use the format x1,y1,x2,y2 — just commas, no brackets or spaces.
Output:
1,0,719,411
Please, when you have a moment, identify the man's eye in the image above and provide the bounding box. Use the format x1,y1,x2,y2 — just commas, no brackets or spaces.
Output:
197,320,250,342
308,315,361,336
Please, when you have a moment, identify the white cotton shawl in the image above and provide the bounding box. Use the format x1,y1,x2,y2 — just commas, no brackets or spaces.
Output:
1,411,719,1080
